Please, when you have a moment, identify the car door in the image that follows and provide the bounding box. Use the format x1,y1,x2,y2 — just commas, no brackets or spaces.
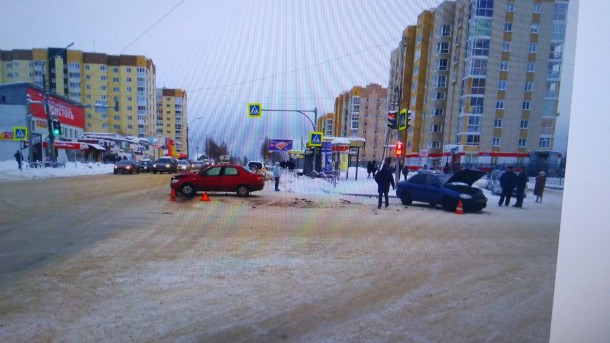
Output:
196,166,223,191
406,174,427,202
419,174,444,204
218,166,240,191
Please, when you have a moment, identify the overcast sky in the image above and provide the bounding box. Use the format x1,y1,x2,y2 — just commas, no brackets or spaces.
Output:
2,0,575,159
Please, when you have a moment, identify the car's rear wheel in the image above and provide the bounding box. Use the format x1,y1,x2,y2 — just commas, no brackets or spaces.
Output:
179,184,196,197
443,198,457,212
399,192,412,205
236,185,250,197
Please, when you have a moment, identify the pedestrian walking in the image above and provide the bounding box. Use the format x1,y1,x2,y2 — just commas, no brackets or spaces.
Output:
513,168,529,208
534,171,547,203
14,149,24,171
366,161,373,179
401,164,409,181
374,157,395,209
498,166,517,207
273,161,281,191
372,160,378,178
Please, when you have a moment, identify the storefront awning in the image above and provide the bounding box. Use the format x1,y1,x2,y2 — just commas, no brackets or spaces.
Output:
87,143,106,151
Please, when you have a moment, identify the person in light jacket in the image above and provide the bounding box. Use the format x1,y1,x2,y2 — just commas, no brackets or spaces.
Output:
273,162,281,191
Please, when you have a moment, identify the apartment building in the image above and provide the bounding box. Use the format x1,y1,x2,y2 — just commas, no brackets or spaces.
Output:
331,84,388,162
156,88,188,154
0,48,167,143
388,0,568,170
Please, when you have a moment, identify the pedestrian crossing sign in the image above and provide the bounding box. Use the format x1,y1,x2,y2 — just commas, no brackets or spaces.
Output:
248,102,262,118
13,126,27,141
309,131,323,147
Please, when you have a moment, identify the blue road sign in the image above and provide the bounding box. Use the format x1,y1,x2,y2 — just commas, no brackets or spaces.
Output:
248,102,262,118
309,131,323,147
13,126,27,141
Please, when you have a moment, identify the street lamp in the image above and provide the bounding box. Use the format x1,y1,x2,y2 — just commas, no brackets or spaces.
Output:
188,116,203,159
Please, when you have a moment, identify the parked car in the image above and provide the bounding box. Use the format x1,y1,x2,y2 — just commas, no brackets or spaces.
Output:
170,164,265,197
485,169,526,197
395,169,488,212
137,159,154,173
114,160,140,174
247,161,266,174
177,159,190,172
153,157,178,174
189,160,205,171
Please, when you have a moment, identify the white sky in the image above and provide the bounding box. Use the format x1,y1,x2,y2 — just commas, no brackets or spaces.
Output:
1,0,575,159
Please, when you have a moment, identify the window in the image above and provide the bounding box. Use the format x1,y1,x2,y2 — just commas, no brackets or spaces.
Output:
494,119,502,128
437,59,448,71
502,41,511,52
113,67,119,73
114,125,120,130
127,125,133,130
468,97,484,115
466,134,480,146
440,24,451,37
539,137,551,148
527,63,535,72
113,77,119,83
498,80,507,90
533,3,541,13
504,22,512,32
127,115,133,120
500,61,509,71
352,96,360,112
114,115,121,120
437,42,450,54
492,137,501,147
429,125,443,133
100,75,106,81
434,75,447,88
126,67,132,73
467,116,481,131
525,82,533,91
472,0,493,17
507,2,515,12
433,108,444,116
531,24,539,33
100,66,107,71
113,87,119,92
428,140,441,149
520,120,529,129
126,77,132,82
496,100,505,109
518,138,527,147
523,101,531,110
469,39,489,56
529,43,537,53
101,85,107,91
471,78,486,94
433,92,446,100
85,65,90,71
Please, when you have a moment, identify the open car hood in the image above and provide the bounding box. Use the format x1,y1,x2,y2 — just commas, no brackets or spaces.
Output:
445,169,486,187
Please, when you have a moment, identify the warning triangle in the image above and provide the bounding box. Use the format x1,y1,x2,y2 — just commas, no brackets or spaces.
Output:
250,106,260,115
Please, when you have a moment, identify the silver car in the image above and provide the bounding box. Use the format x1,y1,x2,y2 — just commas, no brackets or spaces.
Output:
486,170,526,197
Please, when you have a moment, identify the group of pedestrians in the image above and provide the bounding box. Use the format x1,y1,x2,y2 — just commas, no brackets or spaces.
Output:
498,166,547,207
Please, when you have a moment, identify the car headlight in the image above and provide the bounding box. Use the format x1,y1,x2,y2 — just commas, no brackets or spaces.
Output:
459,194,472,199
126,166,131,169
153,164,157,168
166,164,170,168
171,178,179,184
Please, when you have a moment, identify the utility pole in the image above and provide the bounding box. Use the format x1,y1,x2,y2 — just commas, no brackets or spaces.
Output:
38,43,74,163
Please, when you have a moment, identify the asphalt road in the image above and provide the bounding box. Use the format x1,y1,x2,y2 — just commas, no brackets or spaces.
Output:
0,174,562,342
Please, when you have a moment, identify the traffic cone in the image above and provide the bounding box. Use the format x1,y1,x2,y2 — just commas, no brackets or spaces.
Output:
170,188,176,201
200,192,210,201
455,200,464,215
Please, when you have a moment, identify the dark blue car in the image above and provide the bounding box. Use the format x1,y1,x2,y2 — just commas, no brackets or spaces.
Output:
395,169,488,212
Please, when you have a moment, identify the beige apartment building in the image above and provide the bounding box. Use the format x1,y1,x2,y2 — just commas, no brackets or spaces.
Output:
156,88,188,154
0,48,189,156
386,0,568,172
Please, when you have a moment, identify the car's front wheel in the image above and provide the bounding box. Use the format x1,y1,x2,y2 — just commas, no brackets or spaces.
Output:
179,183,196,197
236,185,250,197
399,192,412,205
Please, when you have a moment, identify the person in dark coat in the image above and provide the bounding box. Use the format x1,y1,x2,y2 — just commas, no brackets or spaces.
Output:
374,158,395,209
372,160,378,178
14,150,24,171
513,168,529,207
498,166,517,207
366,161,373,179
401,164,409,181
534,171,547,203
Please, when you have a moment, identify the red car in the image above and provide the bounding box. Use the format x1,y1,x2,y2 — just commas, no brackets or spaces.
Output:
170,164,265,197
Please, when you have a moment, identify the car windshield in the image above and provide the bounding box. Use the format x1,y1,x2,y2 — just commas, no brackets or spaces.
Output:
117,160,132,165
157,159,172,163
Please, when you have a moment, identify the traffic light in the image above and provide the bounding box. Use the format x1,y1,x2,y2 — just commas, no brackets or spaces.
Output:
387,111,398,129
407,110,414,128
395,141,403,156
52,120,61,136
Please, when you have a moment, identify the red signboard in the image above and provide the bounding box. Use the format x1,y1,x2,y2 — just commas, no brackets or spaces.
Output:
54,141,88,150
26,88,85,129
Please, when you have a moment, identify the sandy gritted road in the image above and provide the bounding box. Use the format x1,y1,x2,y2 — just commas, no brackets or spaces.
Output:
0,174,562,342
